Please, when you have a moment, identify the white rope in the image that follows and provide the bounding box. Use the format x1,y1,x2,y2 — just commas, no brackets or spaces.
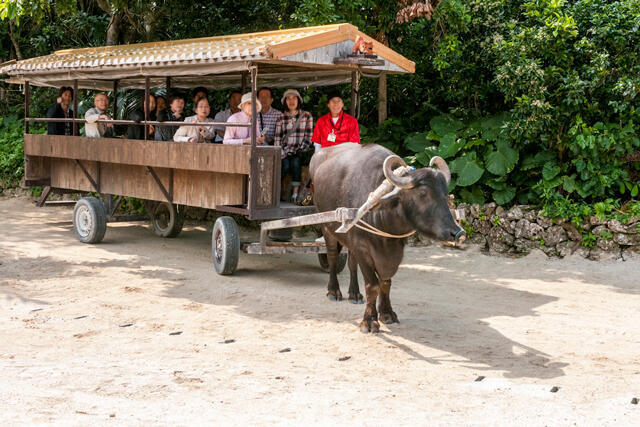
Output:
355,219,416,239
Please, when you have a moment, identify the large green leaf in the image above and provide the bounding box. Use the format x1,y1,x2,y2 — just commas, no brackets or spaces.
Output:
438,133,465,159
542,163,561,180
404,132,434,153
521,150,556,171
429,114,464,137
480,112,509,142
450,153,484,186
492,186,516,204
459,186,485,205
485,140,519,176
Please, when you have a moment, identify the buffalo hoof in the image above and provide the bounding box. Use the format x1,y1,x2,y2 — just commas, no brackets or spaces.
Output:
378,311,399,324
348,293,364,304
359,318,380,333
327,290,343,301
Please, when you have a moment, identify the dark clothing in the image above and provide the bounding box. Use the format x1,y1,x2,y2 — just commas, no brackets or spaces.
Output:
46,103,74,136
155,109,185,141
282,155,302,186
127,109,157,140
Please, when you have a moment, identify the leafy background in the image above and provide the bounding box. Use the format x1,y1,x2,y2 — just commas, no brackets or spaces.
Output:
1,0,639,220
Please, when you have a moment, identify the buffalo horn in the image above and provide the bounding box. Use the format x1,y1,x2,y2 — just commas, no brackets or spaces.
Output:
429,156,451,185
383,155,414,189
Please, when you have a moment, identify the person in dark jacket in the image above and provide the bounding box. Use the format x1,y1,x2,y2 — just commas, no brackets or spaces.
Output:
155,95,186,141
127,93,156,140
46,86,74,136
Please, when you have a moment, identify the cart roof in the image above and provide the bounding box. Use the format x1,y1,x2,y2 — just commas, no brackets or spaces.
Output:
0,23,414,90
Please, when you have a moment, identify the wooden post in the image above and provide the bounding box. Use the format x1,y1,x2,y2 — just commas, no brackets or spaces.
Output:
73,79,78,136
24,81,30,134
378,72,387,124
241,71,248,94
144,76,150,140
112,80,119,119
350,70,360,117
165,77,171,97
248,65,258,216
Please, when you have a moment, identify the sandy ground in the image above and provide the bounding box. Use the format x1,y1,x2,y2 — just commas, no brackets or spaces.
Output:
1,196,639,426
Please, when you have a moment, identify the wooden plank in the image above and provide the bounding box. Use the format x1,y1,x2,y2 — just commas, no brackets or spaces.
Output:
242,242,328,255
24,134,252,174
173,169,245,209
268,24,351,59
24,155,50,181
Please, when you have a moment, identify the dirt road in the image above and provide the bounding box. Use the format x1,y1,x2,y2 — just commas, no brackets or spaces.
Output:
1,196,639,425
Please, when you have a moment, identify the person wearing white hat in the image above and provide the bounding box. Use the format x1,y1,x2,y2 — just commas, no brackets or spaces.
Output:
223,92,265,145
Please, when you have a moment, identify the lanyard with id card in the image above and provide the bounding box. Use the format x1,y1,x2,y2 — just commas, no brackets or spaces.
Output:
327,111,343,143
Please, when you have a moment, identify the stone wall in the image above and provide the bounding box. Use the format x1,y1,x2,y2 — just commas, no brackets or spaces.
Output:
448,203,640,260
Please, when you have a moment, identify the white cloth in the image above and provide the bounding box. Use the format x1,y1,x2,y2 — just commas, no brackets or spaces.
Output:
84,107,111,138
173,115,216,142
314,143,321,153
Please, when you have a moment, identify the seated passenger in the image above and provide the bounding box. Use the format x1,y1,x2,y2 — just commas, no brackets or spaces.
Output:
311,92,360,152
127,93,156,140
274,89,314,203
257,87,282,145
156,95,167,116
191,87,214,118
46,86,74,136
173,97,215,143
156,95,185,141
213,90,242,142
84,93,114,138
223,93,265,145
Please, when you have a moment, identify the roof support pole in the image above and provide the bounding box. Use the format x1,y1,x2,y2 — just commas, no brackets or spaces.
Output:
248,65,258,216
144,76,150,140
241,71,248,94
378,72,387,124
24,81,30,134
112,80,119,120
165,77,171,97
350,69,360,119
73,79,78,136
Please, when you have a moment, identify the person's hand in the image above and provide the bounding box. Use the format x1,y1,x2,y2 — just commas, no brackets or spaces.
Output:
189,137,197,143
56,97,62,104
149,125,154,134
257,135,266,145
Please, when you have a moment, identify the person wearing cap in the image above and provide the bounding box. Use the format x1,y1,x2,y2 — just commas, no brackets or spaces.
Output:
213,90,242,142
311,92,360,151
257,87,283,145
274,89,314,203
223,92,266,145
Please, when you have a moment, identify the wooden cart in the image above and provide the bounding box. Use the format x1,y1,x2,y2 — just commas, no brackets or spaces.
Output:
1,24,415,275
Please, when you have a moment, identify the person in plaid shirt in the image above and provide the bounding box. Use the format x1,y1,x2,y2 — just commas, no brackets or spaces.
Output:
257,87,283,145
274,89,314,203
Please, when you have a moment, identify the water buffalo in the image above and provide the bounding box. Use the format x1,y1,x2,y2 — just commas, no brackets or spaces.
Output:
309,143,465,333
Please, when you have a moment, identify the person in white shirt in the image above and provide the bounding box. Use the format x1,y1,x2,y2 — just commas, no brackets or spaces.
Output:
84,93,114,138
173,97,216,143
213,91,242,142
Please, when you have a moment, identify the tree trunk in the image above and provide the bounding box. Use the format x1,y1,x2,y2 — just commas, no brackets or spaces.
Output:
106,11,123,45
8,19,23,60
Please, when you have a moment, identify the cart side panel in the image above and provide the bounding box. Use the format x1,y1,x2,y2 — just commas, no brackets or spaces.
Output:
24,134,252,174
173,169,245,209
24,155,51,185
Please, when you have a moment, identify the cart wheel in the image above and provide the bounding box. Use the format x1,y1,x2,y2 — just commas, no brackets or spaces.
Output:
318,252,348,274
212,216,240,275
151,202,184,238
72,197,107,244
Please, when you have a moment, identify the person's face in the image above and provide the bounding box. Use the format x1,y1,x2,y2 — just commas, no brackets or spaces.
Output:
285,95,299,112
229,93,242,112
94,94,109,111
157,97,166,111
171,98,185,115
258,89,273,111
194,91,207,103
60,90,73,107
328,97,343,116
241,102,253,116
147,96,156,112
195,100,210,118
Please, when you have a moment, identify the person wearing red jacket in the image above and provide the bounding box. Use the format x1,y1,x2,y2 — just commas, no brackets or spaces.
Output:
311,93,360,151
